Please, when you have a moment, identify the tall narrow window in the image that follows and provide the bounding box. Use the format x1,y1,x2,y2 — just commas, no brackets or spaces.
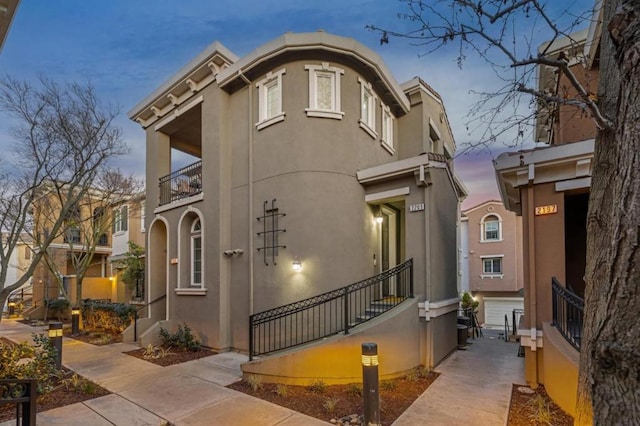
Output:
256,68,286,130
358,77,377,138
191,219,202,287
305,63,344,120
381,103,395,153
112,205,128,233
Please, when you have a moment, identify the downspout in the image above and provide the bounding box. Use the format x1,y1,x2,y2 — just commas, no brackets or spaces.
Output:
238,71,255,315
526,163,538,386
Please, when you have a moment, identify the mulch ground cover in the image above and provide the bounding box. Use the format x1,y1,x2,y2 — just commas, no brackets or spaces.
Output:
124,345,217,367
228,368,439,426
0,338,110,423
507,384,574,425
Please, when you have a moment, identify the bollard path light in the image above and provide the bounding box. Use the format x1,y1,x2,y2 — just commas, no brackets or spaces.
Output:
48,322,63,370
361,342,381,426
71,306,80,335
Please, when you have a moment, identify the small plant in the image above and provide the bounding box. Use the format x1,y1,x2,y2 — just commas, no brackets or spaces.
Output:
527,394,553,425
159,323,200,351
275,383,289,397
0,333,58,395
89,333,114,345
346,383,362,396
404,369,418,382
323,397,339,413
460,292,479,312
246,374,263,391
308,379,326,394
381,380,397,391
416,366,431,378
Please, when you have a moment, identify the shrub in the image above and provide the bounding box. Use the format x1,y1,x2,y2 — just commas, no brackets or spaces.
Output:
44,298,70,320
308,379,326,394
159,323,200,351
0,334,58,394
82,300,136,332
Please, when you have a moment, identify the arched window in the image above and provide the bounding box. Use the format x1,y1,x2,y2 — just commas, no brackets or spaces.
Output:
481,214,501,241
191,219,202,287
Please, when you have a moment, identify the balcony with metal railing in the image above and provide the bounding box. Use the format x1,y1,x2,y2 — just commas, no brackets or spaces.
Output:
158,161,202,206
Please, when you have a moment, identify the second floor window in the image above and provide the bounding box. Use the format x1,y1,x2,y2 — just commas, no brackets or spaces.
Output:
305,62,344,120
358,77,377,138
381,103,395,153
112,205,128,234
256,68,286,130
483,257,503,275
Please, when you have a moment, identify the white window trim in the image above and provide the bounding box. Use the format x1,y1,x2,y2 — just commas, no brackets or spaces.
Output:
140,201,146,233
480,254,504,278
305,63,345,120
358,77,377,139
191,219,202,288
256,68,286,130
381,103,395,154
480,213,503,242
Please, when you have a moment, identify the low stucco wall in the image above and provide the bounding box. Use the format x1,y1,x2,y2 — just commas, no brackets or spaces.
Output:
242,298,422,385
542,322,579,417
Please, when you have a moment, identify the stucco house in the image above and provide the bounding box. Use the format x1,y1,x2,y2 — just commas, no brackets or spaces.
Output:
494,14,600,415
129,31,466,383
460,200,524,330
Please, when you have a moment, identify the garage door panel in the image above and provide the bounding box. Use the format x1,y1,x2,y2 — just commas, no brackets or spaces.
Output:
484,298,524,329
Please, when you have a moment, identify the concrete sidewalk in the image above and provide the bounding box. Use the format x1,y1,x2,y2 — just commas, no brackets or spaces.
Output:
0,319,328,426
1,320,523,425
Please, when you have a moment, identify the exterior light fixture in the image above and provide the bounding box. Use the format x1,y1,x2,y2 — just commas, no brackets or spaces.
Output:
48,322,63,370
71,307,80,335
292,258,302,272
361,342,381,425
375,214,383,224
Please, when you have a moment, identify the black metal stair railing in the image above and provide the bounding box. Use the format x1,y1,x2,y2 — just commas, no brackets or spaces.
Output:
551,277,584,351
158,161,202,206
249,258,413,360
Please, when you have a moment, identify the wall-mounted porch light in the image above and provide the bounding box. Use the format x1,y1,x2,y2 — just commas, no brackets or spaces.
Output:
292,257,302,272
375,213,383,224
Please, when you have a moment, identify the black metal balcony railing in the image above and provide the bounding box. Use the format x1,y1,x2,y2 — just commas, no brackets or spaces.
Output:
552,277,584,351
249,259,413,360
159,161,202,206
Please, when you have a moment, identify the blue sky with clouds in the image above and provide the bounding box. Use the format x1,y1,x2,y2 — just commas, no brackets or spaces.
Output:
0,0,593,208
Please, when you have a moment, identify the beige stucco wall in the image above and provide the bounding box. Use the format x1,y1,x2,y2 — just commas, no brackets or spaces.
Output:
541,322,579,417
242,298,421,385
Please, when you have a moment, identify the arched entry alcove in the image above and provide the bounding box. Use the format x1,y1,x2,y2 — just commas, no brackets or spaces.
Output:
148,217,168,321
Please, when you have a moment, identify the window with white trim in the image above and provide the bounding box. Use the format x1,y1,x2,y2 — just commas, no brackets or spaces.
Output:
256,68,286,130
358,77,377,138
305,63,344,119
481,214,502,241
482,257,503,275
381,103,395,153
112,205,128,234
191,219,202,287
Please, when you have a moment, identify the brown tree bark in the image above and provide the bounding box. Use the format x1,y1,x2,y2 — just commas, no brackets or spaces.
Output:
578,0,640,424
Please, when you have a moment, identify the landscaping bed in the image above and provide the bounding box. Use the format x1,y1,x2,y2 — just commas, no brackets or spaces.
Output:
0,337,110,423
124,345,216,366
64,328,123,345
507,384,574,425
228,367,439,426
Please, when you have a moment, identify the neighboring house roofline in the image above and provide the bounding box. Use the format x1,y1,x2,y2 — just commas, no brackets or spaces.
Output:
494,138,594,214
462,199,505,215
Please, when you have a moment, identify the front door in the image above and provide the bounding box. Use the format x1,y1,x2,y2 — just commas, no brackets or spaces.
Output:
380,204,400,296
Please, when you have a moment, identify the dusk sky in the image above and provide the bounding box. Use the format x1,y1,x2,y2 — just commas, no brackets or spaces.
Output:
0,0,593,209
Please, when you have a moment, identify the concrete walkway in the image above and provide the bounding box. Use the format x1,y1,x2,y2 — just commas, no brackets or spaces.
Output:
394,329,525,425
1,320,523,425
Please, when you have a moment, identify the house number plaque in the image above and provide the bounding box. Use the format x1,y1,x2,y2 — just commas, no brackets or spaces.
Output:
535,204,558,216
409,203,425,212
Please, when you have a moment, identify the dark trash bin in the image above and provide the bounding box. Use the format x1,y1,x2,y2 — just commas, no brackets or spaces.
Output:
457,324,468,346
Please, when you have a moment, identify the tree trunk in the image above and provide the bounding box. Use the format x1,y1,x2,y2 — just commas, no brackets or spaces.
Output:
577,1,640,424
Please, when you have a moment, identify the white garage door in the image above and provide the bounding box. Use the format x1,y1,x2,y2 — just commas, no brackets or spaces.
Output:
484,297,524,329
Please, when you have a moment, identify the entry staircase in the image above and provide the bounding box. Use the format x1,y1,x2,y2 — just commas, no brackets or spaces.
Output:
249,259,413,360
